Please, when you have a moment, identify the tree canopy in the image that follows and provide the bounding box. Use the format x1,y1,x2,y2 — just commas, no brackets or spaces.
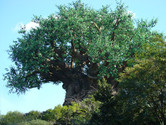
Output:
4,1,157,96
118,35,166,124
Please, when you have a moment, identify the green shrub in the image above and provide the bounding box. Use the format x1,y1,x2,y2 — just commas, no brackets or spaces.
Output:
18,119,51,125
0,111,25,125
24,111,41,121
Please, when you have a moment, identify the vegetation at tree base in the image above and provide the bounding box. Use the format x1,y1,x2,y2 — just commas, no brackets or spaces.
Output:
2,0,166,125
0,97,100,125
24,111,41,121
17,119,51,125
0,111,25,125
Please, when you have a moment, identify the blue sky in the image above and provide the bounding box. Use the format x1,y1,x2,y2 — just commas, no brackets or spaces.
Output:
0,0,166,115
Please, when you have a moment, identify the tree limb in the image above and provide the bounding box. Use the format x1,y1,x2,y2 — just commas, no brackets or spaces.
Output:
93,22,101,33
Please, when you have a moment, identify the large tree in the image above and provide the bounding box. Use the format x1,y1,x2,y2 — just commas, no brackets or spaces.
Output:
4,1,157,104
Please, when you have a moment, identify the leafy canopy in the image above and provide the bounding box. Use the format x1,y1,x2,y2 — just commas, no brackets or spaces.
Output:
4,0,157,93
118,36,166,124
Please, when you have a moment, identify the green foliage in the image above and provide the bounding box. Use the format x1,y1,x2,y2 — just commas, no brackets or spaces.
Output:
18,119,51,125
40,105,64,124
69,96,101,125
54,97,100,125
27,119,51,125
0,111,25,125
41,109,53,121
55,105,77,124
118,40,166,124
90,79,122,125
24,111,41,121
135,32,166,60
4,0,157,93
94,79,114,102
90,38,166,124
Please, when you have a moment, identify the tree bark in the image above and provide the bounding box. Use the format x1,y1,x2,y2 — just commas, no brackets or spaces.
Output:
61,70,97,105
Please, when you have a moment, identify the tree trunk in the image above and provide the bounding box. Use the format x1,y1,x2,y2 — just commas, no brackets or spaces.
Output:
61,71,97,105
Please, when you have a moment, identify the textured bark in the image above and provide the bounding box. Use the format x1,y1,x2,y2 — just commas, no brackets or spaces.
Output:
62,71,97,105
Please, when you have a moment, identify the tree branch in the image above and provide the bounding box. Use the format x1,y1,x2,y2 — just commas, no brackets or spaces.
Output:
92,22,101,33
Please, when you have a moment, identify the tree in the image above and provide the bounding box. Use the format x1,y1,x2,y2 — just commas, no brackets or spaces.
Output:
24,111,41,121
41,109,57,122
18,119,51,125
89,79,123,125
41,105,63,122
118,38,166,124
0,111,25,125
4,0,157,104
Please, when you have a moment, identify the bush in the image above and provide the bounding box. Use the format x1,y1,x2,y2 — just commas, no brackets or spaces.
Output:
0,111,25,125
24,111,41,121
18,119,52,125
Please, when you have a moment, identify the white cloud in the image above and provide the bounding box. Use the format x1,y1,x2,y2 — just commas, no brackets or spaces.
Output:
13,22,39,32
13,23,23,31
127,10,136,19
25,22,39,31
